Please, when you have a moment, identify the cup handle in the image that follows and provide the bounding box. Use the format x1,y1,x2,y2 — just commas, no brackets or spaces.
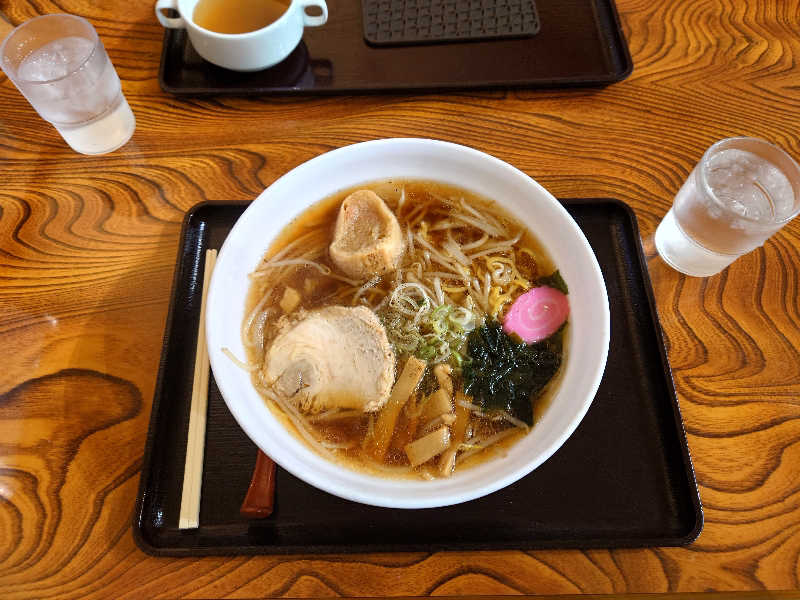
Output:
155,0,185,28
300,0,328,27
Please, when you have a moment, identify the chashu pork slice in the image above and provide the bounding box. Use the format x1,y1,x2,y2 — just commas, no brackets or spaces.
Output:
329,190,405,280
263,305,395,413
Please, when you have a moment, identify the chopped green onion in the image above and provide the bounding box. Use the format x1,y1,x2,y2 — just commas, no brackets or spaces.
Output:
379,285,478,368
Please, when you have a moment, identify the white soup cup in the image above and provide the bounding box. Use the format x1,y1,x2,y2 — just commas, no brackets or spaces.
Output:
155,0,327,71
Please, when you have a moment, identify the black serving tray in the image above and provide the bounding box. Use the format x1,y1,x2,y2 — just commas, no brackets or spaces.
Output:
158,0,632,95
133,199,702,556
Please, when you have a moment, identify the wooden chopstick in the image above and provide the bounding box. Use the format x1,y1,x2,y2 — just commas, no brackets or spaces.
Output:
179,248,217,529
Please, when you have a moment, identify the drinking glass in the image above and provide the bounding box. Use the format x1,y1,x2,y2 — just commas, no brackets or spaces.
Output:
0,14,135,155
655,137,800,277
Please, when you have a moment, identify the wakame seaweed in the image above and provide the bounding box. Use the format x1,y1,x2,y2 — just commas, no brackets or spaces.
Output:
536,269,569,295
463,319,563,426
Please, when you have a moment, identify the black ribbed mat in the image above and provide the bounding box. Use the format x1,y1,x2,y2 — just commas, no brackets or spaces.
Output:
362,0,540,46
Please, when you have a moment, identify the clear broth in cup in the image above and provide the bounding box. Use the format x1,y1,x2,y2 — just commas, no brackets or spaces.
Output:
193,0,290,34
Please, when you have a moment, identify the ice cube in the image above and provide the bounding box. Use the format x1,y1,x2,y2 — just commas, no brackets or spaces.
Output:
706,148,795,222
18,37,93,82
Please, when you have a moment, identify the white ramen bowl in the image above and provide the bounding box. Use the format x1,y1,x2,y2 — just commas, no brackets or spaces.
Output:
206,138,610,509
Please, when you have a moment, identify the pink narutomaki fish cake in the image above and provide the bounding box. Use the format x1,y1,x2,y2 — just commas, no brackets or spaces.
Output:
503,286,570,344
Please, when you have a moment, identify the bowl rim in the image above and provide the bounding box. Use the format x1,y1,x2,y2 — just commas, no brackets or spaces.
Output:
206,137,610,508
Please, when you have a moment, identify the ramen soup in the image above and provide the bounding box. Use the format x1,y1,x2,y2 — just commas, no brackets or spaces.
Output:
240,180,570,479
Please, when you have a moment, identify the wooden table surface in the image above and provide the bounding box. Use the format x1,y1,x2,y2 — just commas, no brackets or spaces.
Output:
2,0,800,598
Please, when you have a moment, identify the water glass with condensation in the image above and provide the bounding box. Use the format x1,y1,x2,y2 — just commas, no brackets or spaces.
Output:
655,137,800,277
0,14,135,155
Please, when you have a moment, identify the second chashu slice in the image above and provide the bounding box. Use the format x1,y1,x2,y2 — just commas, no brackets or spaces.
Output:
263,305,396,413
329,189,405,280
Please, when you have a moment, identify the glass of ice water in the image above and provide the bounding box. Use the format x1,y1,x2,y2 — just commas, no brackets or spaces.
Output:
655,137,800,277
0,14,135,155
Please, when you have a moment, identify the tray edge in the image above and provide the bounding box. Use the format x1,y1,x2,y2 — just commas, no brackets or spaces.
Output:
132,202,221,556
620,198,704,545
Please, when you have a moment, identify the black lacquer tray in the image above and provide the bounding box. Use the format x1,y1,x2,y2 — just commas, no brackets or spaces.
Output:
158,0,632,95
133,199,702,556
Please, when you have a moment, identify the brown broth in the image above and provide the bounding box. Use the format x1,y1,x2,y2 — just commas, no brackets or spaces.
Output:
193,0,289,34
244,179,566,479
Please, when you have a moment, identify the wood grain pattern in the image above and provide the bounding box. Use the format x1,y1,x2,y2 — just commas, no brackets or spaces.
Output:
2,0,800,597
